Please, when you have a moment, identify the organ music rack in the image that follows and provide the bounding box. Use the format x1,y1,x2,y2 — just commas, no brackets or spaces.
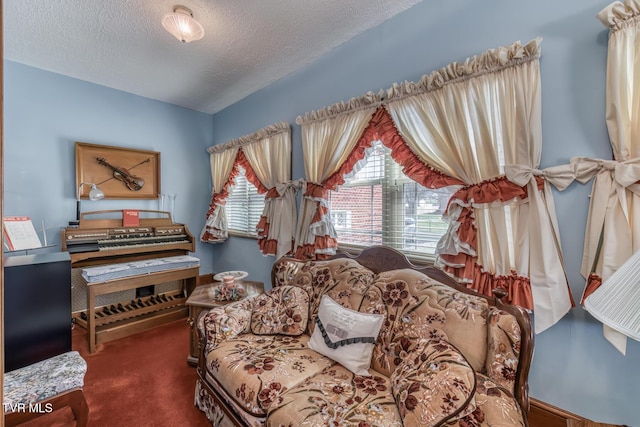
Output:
62,210,199,353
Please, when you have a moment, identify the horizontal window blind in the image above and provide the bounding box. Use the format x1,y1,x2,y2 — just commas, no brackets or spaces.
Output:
226,167,264,238
329,141,452,261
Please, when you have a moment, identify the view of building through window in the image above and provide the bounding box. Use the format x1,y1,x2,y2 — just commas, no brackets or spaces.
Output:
329,141,451,257
225,143,452,258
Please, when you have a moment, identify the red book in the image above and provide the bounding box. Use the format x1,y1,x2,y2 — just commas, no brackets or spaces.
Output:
122,210,140,227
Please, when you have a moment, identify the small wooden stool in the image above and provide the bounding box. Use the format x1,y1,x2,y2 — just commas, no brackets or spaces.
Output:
3,351,89,426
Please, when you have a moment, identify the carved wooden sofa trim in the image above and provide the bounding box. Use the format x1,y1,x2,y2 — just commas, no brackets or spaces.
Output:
195,246,534,426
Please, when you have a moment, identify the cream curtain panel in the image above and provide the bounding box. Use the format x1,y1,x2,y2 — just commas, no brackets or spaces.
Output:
291,39,573,332
201,147,239,243
580,0,640,354
240,123,296,258
294,95,381,258
201,122,293,257
385,38,573,333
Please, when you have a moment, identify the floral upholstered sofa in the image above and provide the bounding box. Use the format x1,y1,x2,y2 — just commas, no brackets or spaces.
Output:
195,246,533,426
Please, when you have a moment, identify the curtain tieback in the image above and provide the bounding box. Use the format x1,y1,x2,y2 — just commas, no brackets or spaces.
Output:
571,156,640,194
279,178,304,194
267,179,305,199
504,163,576,191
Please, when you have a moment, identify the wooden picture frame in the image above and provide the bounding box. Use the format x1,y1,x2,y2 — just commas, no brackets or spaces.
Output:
75,142,160,199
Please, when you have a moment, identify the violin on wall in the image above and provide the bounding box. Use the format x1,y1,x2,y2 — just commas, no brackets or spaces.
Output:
97,157,145,191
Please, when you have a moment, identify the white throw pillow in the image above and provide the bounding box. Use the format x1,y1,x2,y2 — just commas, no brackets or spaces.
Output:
308,295,384,376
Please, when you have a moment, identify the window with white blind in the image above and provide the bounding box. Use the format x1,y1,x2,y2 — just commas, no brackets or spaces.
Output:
328,141,452,260
225,167,264,238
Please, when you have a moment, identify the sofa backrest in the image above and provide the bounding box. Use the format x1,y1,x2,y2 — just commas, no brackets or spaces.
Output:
280,258,376,336
362,268,489,376
271,251,528,400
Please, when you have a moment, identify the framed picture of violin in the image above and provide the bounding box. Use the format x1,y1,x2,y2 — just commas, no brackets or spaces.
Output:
75,142,160,199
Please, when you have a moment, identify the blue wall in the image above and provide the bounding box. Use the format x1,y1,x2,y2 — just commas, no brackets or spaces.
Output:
4,0,639,423
209,0,638,424
3,61,215,273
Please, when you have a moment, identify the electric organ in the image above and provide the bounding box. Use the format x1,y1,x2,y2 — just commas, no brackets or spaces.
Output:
62,210,199,353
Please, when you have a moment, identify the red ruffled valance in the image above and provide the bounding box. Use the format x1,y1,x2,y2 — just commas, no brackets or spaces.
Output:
581,273,602,304
258,237,285,257
201,155,244,242
440,257,533,309
200,229,219,243
236,150,269,194
264,188,280,199
294,235,338,260
208,162,241,210
255,214,292,257
255,215,272,252
438,175,546,306
321,110,384,191
302,183,330,229
304,182,329,199
443,175,546,252
449,175,545,207
374,107,464,189
256,215,269,235
474,264,534,309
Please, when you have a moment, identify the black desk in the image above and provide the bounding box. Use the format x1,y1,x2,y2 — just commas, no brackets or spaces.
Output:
4,252,72,372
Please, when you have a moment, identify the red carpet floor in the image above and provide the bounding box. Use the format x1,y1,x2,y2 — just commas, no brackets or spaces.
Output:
21,319,211,427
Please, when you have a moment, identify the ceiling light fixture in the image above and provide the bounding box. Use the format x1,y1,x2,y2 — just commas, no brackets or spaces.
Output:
162,5,205,44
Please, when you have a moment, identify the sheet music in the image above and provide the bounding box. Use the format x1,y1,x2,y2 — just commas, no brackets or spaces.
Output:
3,216,43,251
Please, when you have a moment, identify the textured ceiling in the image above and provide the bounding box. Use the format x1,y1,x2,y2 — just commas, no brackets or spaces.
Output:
4,0,422,114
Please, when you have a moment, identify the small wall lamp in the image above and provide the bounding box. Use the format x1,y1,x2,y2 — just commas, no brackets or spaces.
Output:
162,6,205,44
72,183,105,225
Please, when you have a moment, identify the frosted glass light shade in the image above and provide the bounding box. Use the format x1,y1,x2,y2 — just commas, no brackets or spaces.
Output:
75,183,105,223
88,184,105,201
162,6,204,43
77,182,105,201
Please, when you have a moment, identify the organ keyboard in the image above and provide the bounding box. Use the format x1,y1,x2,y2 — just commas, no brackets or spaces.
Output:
62,210,195,268
62,210,199,353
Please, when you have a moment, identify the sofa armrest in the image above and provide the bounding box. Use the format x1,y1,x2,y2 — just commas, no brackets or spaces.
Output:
390,338,477,427
197,297,256,356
